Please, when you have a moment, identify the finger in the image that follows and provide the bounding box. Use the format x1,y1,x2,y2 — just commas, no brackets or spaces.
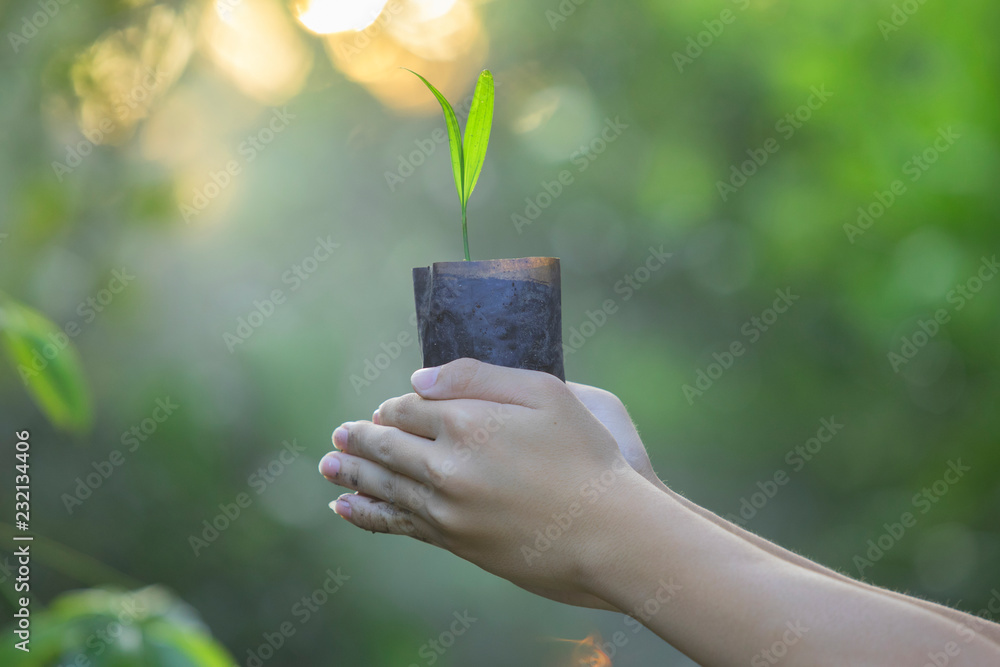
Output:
567,383,629,423
566,383,655,482
375,393,443,440
567,382,614,410
332,493,438,544
333,421,437,485
410,358,563,407
320,451,433,512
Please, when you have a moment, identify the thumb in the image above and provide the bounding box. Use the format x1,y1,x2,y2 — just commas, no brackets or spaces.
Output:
410,358,558,407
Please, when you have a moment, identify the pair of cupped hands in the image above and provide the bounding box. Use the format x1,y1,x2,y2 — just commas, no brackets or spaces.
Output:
318,358,662,612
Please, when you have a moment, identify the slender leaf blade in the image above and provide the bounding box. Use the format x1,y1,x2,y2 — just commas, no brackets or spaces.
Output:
0,299,92,432
461,70,494,205
405,68,464,203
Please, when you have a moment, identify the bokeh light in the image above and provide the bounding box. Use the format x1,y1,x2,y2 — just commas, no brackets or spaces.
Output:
201,0,313,105
295,0,391,35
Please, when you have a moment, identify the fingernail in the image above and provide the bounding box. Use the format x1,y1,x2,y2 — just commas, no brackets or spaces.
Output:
333,425,349,449
319,453,341,478
411,366,440,391
332,495,352,519
372,410,380,425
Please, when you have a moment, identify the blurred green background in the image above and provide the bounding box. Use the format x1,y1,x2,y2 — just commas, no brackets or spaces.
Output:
1,0,998,664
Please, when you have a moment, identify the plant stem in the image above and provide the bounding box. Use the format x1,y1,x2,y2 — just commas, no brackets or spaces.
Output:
461,203,470,261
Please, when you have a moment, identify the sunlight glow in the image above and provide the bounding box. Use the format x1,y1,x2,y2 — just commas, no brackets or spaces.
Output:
296,0,391,35
551,634,612,667
70,4,193,145
323,0,486,112
202,0,312,105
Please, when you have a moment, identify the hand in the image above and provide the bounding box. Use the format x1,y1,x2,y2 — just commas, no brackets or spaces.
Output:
319,359,652,609
565,383,665,491
522,383,664,609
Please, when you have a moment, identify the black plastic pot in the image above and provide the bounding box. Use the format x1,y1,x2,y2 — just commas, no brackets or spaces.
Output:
412,257,565,381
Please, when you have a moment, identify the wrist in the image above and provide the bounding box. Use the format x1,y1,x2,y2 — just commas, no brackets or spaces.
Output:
575,472,679,608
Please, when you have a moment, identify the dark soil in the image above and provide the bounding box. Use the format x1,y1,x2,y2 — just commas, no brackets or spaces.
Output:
413,267,564,380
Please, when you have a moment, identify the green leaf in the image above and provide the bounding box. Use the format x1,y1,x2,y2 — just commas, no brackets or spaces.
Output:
146,622,237,667
461,70,494,206
405,68,465,204
0,297,92,432
0,587,237,667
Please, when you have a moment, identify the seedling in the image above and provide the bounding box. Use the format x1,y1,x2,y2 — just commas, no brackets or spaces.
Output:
406,70,564,379
406,69,494,261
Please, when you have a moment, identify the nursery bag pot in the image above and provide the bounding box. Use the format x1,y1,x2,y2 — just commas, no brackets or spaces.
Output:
412,257,565,381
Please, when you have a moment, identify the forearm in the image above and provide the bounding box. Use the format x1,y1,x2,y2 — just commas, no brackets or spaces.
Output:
650,477,1000,648
584,481,1000,666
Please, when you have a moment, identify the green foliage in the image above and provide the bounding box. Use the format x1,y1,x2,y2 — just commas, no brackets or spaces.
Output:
407,69,495,261
0,587,235,667
1,0,999,664
0,296,91,433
